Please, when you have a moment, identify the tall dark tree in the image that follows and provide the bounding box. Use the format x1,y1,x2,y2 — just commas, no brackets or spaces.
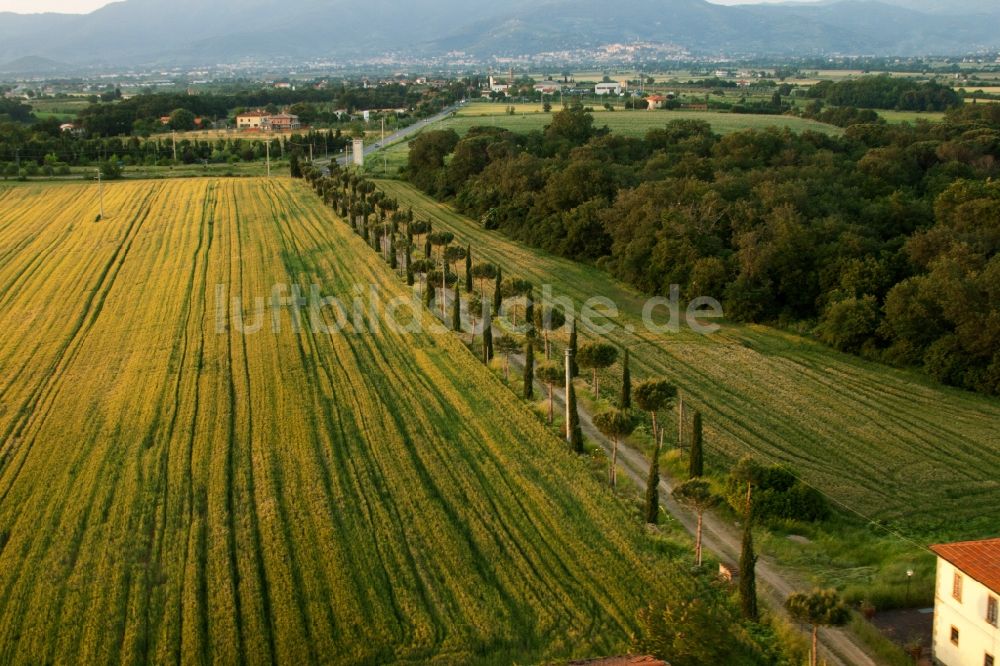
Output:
465,245,473,292
424,278,434,309
567,379,584,453
620,348,631,409
739,518,759,621
523,339,535,400
406,265,414,286
689,410,704,478
389,235,398,270
289,153,302,178
524,288,535,338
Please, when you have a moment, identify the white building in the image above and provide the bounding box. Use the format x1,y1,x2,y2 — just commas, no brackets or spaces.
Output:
595,82,626,95
931,538,999,666
488,76,510,95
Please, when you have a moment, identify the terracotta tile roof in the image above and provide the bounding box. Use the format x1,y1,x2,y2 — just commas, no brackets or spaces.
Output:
931,538,1000,594
568,657,668,666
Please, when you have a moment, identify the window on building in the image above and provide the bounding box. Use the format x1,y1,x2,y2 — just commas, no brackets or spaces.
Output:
950,626,960,645
989,596,998,626
953,572,963,601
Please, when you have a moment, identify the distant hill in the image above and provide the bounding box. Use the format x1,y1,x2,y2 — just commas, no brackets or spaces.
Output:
0,55,69,75
0,0,998,67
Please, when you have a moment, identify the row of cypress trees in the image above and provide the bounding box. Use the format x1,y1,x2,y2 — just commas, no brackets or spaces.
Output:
306,164,758,622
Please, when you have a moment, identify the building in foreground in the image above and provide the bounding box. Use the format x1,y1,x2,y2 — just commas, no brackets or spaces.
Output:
930,538,999,666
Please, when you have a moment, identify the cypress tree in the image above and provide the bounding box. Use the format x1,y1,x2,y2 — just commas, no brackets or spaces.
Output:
567,380,584,453
644,440,660,524
424,280,434,309
483,317,494,363
620,348,631,409
493,267,503,314
465,245,473,292
406,266,414,286
389,236,398,270
523,340,535,400
452,282,461,332
690,410,704,478
424,236,431,259
524,288,535,339
568,320,579,377
739,518,759,621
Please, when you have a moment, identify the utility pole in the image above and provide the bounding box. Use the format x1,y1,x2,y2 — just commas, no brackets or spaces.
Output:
309,143,313,163
565,348,573,443
171,130,177,162
265,141,271,178
381,116,386,175
96,169,104,219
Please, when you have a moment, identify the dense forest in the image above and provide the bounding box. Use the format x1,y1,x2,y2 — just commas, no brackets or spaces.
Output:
406,104,1000,395
807,76,961,111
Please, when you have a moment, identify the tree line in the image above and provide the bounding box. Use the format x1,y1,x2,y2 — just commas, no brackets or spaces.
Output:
405,103,1000,395
807,75,962,111
0,122,346,177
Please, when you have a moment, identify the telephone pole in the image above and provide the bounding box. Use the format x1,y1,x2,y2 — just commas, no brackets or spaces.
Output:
381,116,386,175
96,169,104,219
265,141,271,178
565,348,573,443
171,130,177,162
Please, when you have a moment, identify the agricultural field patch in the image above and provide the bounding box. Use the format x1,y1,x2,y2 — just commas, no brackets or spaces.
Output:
0,178,675,664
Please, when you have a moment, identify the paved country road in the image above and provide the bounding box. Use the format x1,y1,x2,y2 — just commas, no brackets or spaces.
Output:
317,103,463,171
498,351,881,666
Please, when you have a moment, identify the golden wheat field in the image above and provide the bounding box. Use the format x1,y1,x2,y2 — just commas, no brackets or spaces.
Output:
0,179,674,664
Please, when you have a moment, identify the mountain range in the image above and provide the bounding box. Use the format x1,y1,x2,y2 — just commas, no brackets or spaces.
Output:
1,0,999,71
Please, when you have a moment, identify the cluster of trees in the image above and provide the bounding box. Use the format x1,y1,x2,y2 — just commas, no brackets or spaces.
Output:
0,99,34,124
808,75,962,111
725,456,830,522
406,103,1000,394
0,120,345,175
70,80,472,137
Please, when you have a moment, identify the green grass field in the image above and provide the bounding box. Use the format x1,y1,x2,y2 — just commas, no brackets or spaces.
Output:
374,178,1000,543
0,178,678,664
877,110,947,124
452,104,843,137
362,106,842,176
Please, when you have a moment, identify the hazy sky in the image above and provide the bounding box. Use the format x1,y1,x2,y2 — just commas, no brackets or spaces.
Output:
0,0,115,12
0,0,829,13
